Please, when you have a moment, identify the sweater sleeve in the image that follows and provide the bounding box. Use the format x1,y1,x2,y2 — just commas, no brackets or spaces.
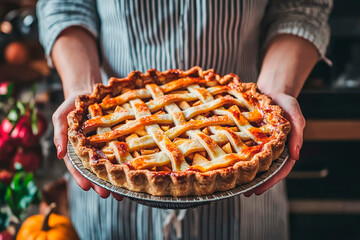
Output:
263,0,333,61
36,0,99,62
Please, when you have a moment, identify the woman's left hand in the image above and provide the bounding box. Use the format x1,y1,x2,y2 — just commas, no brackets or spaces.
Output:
244,93,306,197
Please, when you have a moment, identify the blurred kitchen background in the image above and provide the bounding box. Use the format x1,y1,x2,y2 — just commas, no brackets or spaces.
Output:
0,0,359,239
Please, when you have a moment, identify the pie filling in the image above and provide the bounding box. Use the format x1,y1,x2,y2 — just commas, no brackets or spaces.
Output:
81,76,280,173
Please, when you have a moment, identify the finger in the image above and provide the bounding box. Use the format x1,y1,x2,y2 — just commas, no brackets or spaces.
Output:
252,158,296,195
63,156,92,191
288,129,301,161
285,100,305,160
112,193,124,201
243,190,253,197
91,184,111,198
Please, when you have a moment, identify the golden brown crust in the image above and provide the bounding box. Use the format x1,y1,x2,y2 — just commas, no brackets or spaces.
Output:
68,67,291,196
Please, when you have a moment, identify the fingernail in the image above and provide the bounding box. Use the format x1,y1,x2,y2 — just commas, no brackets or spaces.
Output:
295,145,300,160
57,145,62,158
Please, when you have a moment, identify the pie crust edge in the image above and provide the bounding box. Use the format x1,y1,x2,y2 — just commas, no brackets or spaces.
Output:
67,67,291,196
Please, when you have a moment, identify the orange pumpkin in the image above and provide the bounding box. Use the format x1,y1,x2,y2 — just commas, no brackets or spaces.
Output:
16,203,79,240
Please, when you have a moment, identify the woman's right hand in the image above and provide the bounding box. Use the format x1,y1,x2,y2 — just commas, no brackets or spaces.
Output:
53,92,124,201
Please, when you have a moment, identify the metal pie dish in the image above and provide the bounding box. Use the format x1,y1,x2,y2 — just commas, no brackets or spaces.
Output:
68,143,289,209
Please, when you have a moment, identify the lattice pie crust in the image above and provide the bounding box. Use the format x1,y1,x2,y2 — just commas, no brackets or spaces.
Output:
68,67,290,196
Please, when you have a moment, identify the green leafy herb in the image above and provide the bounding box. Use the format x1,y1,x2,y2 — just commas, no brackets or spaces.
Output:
4,169,39,220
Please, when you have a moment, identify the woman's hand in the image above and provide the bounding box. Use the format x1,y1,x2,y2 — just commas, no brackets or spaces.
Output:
244,93,305,197
50,27,123,200
53,92,124,201
243,34,318,196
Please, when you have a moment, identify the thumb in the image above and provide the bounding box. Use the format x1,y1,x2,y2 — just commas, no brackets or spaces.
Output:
53,101,75,159
285,102,305,161
272,94,305,161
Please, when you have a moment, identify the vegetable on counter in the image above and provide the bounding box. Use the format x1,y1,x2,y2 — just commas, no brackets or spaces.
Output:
0,100,47,172
16,203,79,240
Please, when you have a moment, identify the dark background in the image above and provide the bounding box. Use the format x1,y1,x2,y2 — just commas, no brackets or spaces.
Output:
288,1,360,239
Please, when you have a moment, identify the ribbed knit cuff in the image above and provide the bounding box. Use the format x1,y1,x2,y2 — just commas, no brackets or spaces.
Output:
264,20,332,65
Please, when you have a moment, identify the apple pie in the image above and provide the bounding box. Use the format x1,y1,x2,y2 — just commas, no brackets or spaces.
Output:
68,67,290,196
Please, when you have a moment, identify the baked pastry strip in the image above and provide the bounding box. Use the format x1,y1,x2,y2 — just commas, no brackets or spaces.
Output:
88,104,133,163
125,124,272,152
86,97,257,144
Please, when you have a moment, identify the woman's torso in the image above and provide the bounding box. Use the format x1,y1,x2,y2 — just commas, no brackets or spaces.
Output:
96,0,269,82
69,1,288,240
